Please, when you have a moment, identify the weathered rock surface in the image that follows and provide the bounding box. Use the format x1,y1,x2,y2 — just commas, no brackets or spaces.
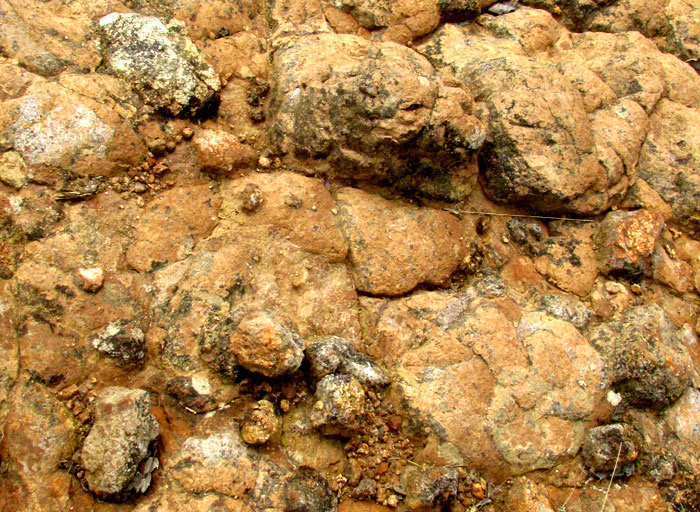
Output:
269,33,485,199
362,289,606,479
335,187,466,295
4,1,700,510
81,387,160,498
218,171,348,262
192,129,257,175
0,76,145,186
98,12,221,116
591,305,693,409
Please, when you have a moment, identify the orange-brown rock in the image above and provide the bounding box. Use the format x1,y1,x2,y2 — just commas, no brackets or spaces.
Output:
336,187,466,296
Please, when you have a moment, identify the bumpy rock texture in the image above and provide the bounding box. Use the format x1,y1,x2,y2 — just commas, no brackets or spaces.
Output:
3,1,700,511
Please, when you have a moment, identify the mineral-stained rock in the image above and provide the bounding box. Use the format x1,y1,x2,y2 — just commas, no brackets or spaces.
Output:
363,290,606,479
282,466,338,512
81,387,160,498
306,336,389,387
638,99,700,234
0,78,145,185
1,378,78,510
241,399,280,445
230,310,305,377
218,171,348,263
418,19,615,214
309,374,366,436
192,129,257,175
0,150,30,189
172,426,259,496
335,187,466,295
538,294,592,329
533,228,598,297
590,305,693,409
269,33,485,199
594,209,664,278
90,319,146,368
652,244,695,294
400,465,458,510
98,13,221,116
125,183,221,272
581,423,642,472
501,477,555,512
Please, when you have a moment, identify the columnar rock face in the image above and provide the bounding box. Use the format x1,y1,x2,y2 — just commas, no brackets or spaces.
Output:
4,0,700,510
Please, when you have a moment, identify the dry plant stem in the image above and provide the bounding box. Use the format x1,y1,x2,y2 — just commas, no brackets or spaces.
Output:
600,442,623,512
443,208,595,222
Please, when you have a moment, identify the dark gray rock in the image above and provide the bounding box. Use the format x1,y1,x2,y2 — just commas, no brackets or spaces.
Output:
283,466,338,512
590,305,692,409
81,387,160,499
581,423,642,472
98,12,220,116
90,319,146,368
306,336,389,387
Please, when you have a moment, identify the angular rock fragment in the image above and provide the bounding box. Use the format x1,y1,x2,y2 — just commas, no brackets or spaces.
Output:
98,13,221,116
335,187,466,296
241,399,280,445
192,129,257,175
581,423,642,472
591,305,693,408
81,387,160,499
90,319,146,368
282,466,338,512
309,374,366,436
73,266,104,293
401,465,458,510
594,209,664,278
306,336,389,387
230,310,305,377
534,231,598,297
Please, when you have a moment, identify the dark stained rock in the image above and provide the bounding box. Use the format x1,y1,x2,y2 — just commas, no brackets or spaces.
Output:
590,305,693,409
401,465,458,510
90,319,146,368
581,423,642,472
269,33,484,199
283,466,338,512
